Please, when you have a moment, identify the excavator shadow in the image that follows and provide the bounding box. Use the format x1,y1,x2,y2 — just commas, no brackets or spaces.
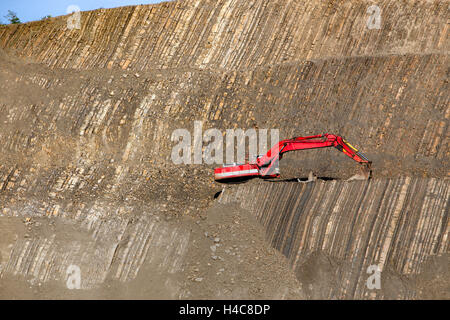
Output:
215,176,258,184
265,176,336,183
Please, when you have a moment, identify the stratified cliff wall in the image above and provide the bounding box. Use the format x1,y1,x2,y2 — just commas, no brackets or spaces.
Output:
0,0,447,70
0,0,448,299
0,51,447,187
219,178,449,299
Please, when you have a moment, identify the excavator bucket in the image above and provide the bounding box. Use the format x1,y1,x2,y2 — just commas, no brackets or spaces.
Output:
341,139,372,180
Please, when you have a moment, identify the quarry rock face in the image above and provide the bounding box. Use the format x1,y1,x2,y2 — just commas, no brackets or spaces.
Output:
0,0,448,299
219,178,449,299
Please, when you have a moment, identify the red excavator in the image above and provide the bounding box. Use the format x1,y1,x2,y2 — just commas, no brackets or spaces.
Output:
214,133,371,181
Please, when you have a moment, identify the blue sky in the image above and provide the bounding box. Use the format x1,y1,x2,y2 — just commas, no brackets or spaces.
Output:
0,0,166,23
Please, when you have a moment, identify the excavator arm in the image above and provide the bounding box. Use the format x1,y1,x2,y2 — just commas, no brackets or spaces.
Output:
256,134,370,175
214,133,371,181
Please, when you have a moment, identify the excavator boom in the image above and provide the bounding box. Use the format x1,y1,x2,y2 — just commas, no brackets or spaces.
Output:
214,133,371,181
